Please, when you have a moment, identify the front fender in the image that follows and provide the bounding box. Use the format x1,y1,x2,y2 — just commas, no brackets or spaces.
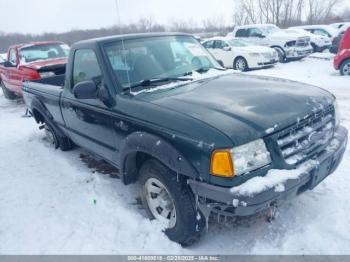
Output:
119,131,200,184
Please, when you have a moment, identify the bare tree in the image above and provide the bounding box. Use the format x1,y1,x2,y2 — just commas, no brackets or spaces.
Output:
233,0,342,27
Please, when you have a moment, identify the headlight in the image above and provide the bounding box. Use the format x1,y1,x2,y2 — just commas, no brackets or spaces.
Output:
39,71,55,78
210,139,271,178
334,101,340,127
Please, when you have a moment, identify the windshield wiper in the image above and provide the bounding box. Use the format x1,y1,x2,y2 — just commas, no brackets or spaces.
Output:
123,77,193,91
195,67,227,74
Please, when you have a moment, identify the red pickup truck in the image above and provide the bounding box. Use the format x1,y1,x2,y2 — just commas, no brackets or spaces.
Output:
0,41,69,99
334,27,350,76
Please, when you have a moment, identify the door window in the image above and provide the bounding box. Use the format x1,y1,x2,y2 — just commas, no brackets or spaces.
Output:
215,40,229,49
203,40,214,49
236,29,248,37
73,49,102,87
9,49,17,65
247,28,263,37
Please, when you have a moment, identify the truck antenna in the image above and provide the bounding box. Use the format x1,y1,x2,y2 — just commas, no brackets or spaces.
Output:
114,0,132,91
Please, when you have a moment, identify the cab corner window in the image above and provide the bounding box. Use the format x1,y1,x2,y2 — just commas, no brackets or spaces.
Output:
73,49,102,87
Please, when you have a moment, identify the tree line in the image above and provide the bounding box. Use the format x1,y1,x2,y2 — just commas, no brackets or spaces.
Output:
233,0,348,27
0,1,349,53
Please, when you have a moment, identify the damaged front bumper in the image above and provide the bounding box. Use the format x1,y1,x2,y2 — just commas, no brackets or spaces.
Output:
285,46,313,59
189,126,347,218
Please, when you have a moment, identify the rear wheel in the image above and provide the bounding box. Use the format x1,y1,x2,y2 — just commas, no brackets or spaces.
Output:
139,159,205,246
233,57,249,72
340,59,350,76
43,117,74,151
1,81,17,100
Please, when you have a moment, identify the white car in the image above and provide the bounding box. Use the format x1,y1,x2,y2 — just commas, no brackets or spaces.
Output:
285,28,331,52
202,37,278,71
290,25,338,40
229,24,312,62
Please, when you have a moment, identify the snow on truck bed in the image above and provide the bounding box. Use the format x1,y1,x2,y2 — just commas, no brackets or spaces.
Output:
1,56,350,254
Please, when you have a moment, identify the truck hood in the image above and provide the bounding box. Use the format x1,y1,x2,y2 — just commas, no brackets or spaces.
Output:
20,58,67,70
141,73,334,145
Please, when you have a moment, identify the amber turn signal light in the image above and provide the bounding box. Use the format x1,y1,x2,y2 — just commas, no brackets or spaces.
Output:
210,149,234,178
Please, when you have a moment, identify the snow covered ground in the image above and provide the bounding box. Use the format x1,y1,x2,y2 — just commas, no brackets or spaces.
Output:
0,56,350,254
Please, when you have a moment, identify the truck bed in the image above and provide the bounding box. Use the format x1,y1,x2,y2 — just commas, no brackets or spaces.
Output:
22,74,66,126
23,74,65,96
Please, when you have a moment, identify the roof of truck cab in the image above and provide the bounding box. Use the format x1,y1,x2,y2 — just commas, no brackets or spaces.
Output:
9,41,67,50
72,32,193,47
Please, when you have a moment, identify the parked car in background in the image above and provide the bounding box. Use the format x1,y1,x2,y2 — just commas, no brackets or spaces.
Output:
290,25,338,41
22,33,347,245
285,28,331,52
330,22,350,31
202,37,277,71
229,24,312,62
0,41,69,99
330,31,345,54
334,27,350,75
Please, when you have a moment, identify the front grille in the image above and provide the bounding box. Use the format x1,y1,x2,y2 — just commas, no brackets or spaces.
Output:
276,105,335,166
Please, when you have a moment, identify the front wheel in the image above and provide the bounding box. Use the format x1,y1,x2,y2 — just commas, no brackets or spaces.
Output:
340,59,350,76
1,81,17,100
233,57,249,72
139,159,205,246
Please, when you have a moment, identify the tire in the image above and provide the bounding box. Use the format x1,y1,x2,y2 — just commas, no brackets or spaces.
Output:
1,81,17,100
233,57,249,72
139,159,205,246
273,47,286,63
311,43,318,53
340,59,350,76
44,117,74,151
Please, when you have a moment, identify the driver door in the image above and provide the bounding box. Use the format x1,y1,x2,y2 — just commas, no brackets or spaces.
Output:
213,40,233,68
247,28,267,46
3,48,22,93
61,48,117,162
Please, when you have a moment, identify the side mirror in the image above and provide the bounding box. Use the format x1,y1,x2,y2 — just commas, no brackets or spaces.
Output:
223,46,232,51
3,61,15,67
73,80,98,99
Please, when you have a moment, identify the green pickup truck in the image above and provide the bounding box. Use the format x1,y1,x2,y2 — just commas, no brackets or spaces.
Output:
22,33,347,246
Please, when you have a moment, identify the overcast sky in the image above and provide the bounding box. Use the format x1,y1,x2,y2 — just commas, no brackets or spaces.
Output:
1,0,349,34
0,0,235,34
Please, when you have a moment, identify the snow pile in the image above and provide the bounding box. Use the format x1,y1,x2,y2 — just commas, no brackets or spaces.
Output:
130,69,234,95
230,160,319,197
309,52,335,60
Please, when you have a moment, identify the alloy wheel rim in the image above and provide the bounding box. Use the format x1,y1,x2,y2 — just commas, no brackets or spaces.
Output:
236,59,246,71
144,177,176,228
